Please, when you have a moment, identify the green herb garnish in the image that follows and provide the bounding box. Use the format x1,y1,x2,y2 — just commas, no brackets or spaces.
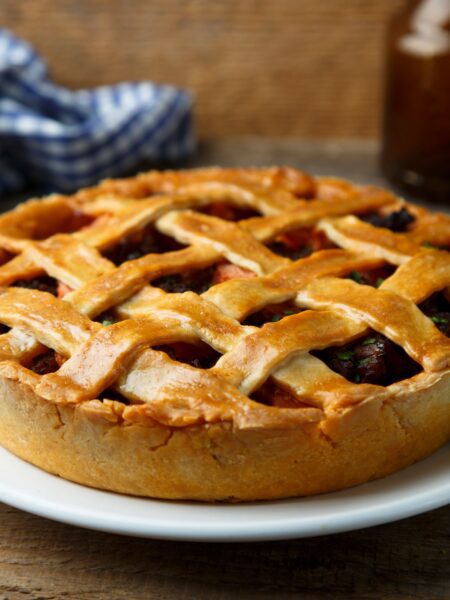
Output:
349,271,364,284
431,316,448,324
271,308,296,323
336,350,354,361
357,357,371,367
376,277,385,288
362,337,376,346
354,373,361,383
423,241,436,249
102,319,114,326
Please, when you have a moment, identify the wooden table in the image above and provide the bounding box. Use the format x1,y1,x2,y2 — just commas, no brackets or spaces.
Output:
0,139,448,599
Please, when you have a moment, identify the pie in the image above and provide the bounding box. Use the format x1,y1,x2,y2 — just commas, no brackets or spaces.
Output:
0,167,448,501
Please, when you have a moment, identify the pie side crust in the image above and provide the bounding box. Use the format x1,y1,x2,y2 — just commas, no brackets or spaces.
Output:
0,371,448,501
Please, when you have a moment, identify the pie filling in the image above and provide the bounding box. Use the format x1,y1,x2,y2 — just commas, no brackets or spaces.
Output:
199,202,260,221
103,225,185,265
154,341,221,369
95,310,118,326
314,331,421,385
346,265,397,288
152,266,217,294
360,207,416,232
251,379,311,409
153,261,255,294
97,389,130,405
243,302,301,327
419,292,450,336
423,241,450,251
14,276,59,296
29,350,65,375
268,227,336,260
13,275,73,299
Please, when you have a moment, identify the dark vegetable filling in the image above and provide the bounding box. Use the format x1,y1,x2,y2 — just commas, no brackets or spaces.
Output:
153,266,217,295
153,262,255,294
199,202,260,221
0,324,9,335
314,331,421,385
360,207,415,232
268,228,336,260
29,350,63,375
346,265,396,288
96,310,119,326
422,241,450,251
98,389,130,405
243,302,301,327
251,379,310,408
14,276,58,296
103,226,185,265
155,341,221,369
268,242,312,261
419,292,450,337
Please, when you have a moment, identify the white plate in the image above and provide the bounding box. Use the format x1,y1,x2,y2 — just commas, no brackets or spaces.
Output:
0,444,448,542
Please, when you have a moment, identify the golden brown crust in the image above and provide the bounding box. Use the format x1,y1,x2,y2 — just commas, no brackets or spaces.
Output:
0,166,448,500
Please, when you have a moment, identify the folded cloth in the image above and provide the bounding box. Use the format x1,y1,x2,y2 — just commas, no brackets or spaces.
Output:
0,28,195,195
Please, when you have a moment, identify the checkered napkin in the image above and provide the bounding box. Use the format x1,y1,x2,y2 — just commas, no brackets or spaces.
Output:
0,28,195,195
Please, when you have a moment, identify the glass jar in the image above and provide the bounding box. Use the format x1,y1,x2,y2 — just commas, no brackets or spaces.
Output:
381,0,450,203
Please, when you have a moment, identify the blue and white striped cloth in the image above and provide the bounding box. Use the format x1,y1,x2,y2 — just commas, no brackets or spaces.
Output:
0,28,195,195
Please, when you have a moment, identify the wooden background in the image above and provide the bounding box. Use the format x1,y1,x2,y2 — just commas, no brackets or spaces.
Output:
1,0,404,139
0,503,449,599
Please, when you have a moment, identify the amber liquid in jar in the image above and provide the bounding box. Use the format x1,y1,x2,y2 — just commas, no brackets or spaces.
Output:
381,0,450,203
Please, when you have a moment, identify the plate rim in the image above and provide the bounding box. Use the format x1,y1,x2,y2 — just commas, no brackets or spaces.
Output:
0,444,449,542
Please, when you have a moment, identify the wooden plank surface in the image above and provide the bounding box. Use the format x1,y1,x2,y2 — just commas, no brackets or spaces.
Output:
1,0,403,139
0,503,448,599
0,138,448,599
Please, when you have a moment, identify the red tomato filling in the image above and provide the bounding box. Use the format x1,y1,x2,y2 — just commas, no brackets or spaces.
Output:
212,263,256,284
251,379,310,409
269,227,335,260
